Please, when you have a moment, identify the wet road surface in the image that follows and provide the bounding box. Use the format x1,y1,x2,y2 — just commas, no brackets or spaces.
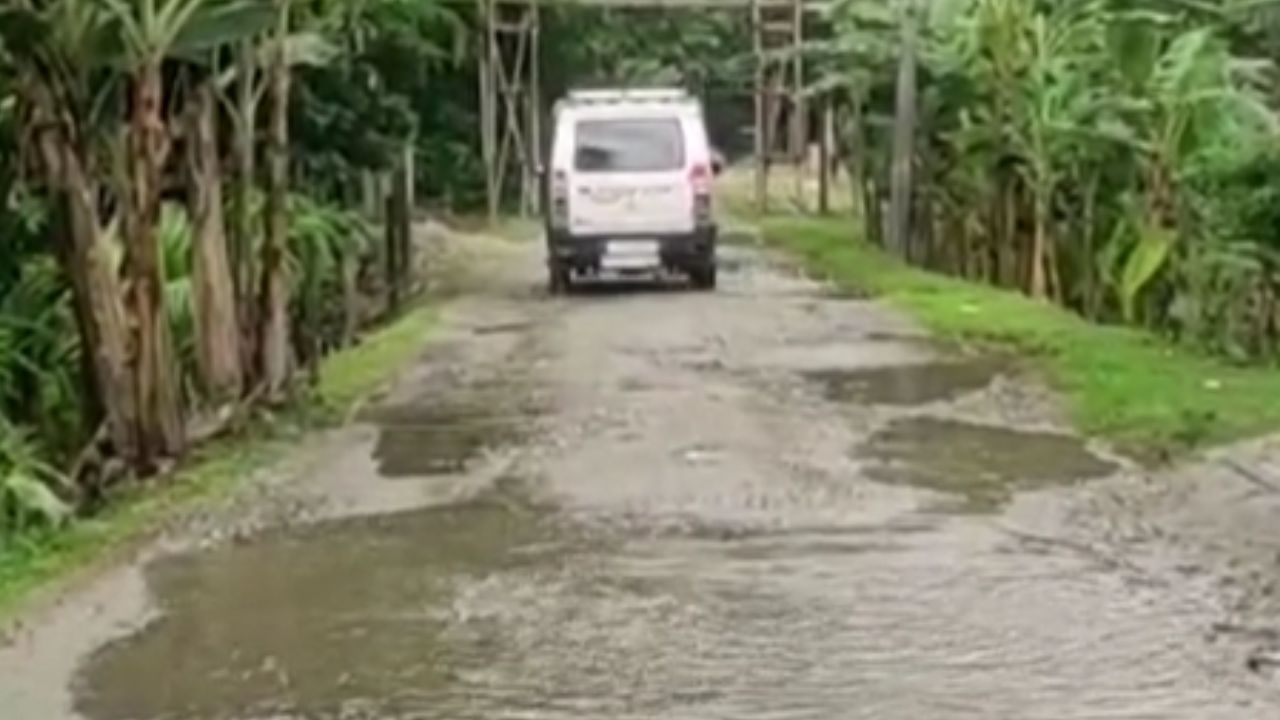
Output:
3,235,1278,719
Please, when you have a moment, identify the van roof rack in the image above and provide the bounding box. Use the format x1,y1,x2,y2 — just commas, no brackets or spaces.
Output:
566,88,692,104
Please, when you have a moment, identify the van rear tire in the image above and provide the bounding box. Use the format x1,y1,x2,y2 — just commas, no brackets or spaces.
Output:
691,266,717,291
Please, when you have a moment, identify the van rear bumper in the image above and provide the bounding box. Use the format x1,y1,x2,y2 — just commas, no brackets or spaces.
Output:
546,227,717,271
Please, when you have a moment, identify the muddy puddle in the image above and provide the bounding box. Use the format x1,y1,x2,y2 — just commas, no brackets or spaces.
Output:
861,417,1118,511
73,484,1255,720
364,392,542,478
805,357,1004,406
73,485,564,720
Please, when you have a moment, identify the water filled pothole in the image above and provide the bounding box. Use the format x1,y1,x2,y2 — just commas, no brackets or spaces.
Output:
73,489,559,720
860,417,1118,511
804,358,1004,406
364,394,540,478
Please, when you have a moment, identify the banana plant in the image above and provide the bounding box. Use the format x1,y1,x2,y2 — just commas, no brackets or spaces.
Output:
0,419,72,534
104,0,271,464
1103,12,1276,323
1,0,141,467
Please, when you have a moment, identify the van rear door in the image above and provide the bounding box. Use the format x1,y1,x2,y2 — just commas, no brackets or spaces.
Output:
568,117,694,236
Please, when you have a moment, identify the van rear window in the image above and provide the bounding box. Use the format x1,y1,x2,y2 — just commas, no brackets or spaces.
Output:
574,119,684,172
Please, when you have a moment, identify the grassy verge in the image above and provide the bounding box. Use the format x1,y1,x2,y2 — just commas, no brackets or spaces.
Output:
0,303,438,623
759,215,1280,459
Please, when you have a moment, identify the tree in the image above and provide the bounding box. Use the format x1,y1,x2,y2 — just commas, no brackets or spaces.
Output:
0,0,479,528
258,0,372,397
260,0,293,397
187,76,243,401
1,0,140,464
106,0,270,464
820,0,1280,355
888,0,921,259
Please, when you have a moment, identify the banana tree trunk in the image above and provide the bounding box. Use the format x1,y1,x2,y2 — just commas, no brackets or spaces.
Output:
997,176,1017,287
341,253,359,347
387,158,412,312
232,39,258,374
843,97,868,223
1030,190,1049,299
25,71,139,465
914,106,936,268
188,81,243,402
1081,172,1100,319
66,161,138,463
385,195,401,313
126,60,185,465
260,11,293,398
887,3,919,259
839,97,878,244
48,193,104,430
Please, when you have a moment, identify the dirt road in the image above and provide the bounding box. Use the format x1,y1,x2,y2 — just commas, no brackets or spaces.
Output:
2,231,1278,719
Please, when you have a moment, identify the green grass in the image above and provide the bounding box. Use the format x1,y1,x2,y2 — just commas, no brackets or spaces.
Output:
318,303,438,411
0,303,439,623
759,215,1280,459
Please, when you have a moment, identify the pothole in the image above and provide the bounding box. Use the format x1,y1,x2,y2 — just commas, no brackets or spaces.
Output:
859,417,1118,511
804,358,1005,406
73,492,558,720
364,395,541,478
374,422,518,476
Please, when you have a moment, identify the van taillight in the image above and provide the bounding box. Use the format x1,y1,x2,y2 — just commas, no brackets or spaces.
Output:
551,170,569,228
689,164,711,195
690,164,712,225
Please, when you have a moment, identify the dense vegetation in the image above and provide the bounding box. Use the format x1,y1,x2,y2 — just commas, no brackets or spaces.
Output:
0,0,466,540
824,0,1280,363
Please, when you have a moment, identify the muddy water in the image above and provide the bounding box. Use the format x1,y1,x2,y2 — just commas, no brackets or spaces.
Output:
804,357,1005,406
54,243,1279,719
367,397,534,478
74,488,560,720
439,523,1245,720
73,490,1255,720
363,366,544,478
863,417,1119,510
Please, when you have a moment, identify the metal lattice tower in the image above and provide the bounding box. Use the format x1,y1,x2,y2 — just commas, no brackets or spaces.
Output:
475,0,816,219
752,0,805,212
477,0,542,220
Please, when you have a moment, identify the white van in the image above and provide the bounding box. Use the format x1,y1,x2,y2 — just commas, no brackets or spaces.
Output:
544,88,719,292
